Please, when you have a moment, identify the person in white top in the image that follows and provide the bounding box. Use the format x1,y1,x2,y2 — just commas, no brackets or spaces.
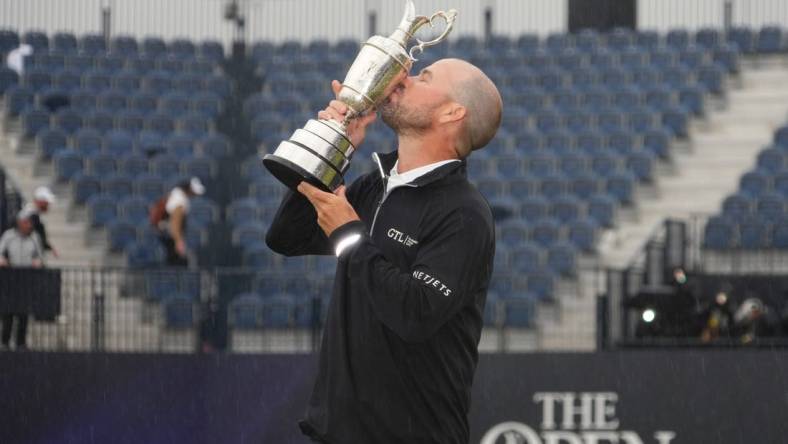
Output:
6,44,33,76
154,177,205,267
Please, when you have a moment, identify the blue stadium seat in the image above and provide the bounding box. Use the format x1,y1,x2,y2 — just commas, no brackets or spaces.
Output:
626,151,655,182
21,107,50,138
134,173,165,202
160,91,190,115
662,107,689,138
774,171,788,197
643,128,672,159
713,44,741,74
661,66,691,89
80,33,107,55
0,29,19,53
569,173,601,200
605,28,634,49
697,65,725,95
127,240,164,268
703,216,737,249
756,148,785,174
152,154,181,177
64,53,96,76
73,128,103,156
499,220,530,247
520,195,550,221
597,109,625,133
475,175,507,199
591,151,620,177
544,130,573,152
550,195,582,223
169,38,196,59
738,217,768,249
547,243,577,277
102,130,134,157
189,197,218,228
679,86,706,117
84,110,113,134
605,172,636,204
568,220,598,253
113,70,142,93
489,196,519,222
163,296,195,329
607,130,638,154
83,69,112,92
511,243,544,274
53,108,83,134
726,26,755,53
229,293,263,329
97,90,127,112
53,69,81,92
575,130,606,152
4,85,34,117
261,294,296,328
119,196,150,224
199,40,224,62
527,270,555,301
558,152,589,176
178,114,210,137
165,133,195,158
539,173,568,200
97,54,124,73
146,112,175,136
103,173,134,198
679,45,708,70
192,91,222,118
87,194,117,227
739,170,770,198
502,295,535,327
509,177,538,198
772,218,788,249
619,47,647,69
116,109,145,133
86,152,117,178
130,91,158,113
244,246,276,268
530,218,561,247
36,127,67,159
53,149,84,181
721,192,753,221
198,134,232,158
22,31,48,51
666,29,690,49
0,67,19,95
232,222,266,247
527,152,558,177
142,70,173,94
108,219,138,252
493,155,524,178
53,32,78,53
71,173,101,205
756,26,784,54
695,28,721,49
23,67,52,92
755,193,785,220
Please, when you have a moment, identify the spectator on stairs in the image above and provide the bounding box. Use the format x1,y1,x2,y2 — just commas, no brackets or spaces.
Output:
150,177,206,267
22,186,58,259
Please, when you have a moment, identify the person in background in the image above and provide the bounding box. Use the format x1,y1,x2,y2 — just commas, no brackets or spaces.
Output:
22,186,58,259
150,177,206,267
700,289,734,343
5,43,32,76
734,297,780,344
0,210,44,350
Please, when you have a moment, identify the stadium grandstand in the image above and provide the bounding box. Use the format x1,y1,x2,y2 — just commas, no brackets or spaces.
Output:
2,1,788,443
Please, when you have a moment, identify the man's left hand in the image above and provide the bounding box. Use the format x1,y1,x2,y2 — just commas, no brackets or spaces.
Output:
297,182,360,237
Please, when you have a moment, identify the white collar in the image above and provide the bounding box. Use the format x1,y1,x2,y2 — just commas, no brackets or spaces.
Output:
386,159,459,193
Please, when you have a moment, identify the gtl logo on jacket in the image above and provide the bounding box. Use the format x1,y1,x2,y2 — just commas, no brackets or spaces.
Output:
387,227,419,247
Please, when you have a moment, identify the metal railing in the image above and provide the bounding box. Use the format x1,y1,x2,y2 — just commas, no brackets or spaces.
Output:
0,264,604,353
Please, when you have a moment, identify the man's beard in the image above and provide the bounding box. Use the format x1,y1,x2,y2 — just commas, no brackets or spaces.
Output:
378,99,435,135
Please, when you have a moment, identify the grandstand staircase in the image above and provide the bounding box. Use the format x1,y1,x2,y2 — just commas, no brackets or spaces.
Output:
537,57,788,350
0,114,110,267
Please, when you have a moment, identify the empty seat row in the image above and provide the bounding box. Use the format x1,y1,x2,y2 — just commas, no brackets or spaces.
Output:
25,52,220,74
0,29,223,60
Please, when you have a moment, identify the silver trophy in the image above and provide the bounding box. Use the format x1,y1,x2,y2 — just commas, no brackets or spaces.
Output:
262,0,458,191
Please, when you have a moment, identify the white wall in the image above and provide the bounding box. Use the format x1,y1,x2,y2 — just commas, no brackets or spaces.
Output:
638,0,788,32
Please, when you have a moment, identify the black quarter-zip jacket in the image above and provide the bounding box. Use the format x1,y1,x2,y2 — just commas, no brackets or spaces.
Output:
266,151,495,444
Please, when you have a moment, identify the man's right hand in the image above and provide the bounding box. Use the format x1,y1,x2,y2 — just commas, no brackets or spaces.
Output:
317,80,377,148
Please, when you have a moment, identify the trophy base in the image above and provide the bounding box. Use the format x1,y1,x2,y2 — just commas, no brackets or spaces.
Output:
262,154,337,193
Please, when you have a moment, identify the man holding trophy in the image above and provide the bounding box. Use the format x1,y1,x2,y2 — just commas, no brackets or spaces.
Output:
265,2,502,442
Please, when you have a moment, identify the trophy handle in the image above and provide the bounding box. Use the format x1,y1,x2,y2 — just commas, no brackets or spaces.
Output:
408,9,458,61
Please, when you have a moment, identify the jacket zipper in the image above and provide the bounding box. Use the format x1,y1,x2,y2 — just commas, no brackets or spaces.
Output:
369,152,416,235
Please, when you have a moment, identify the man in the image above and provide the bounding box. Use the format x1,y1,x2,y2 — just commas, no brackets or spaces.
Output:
266,59,502,443
0,211,44,350
151,177,206,267
22,186,58,259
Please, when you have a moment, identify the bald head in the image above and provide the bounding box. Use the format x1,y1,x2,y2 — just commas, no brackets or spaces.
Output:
439,59,503,157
